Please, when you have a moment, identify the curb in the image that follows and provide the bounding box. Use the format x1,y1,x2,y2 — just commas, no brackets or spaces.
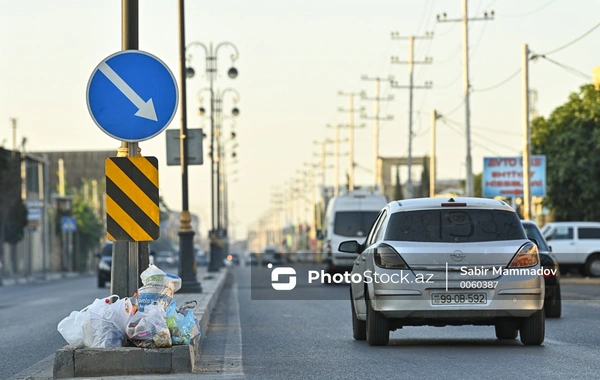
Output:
190,270,229,360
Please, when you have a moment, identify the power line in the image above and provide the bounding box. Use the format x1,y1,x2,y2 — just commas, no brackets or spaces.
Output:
496,0,559,18
439,118,503,156
416,0,435,36
541,20,600,56
536,55,592,81
472,68,521,92
469,21,488,60
443,98,465,117
442,116,516,152
436,71,462,89
438,45,462,64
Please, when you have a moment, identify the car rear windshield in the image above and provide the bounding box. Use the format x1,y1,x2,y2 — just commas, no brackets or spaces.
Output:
334,211,379,237
384,209,526,242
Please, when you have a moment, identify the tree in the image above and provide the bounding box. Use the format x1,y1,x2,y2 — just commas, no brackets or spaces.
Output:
419,157,430,197
474,172,482,198
394,166,403,200
531,84,600,220
71,180,104,271
0,148,27,272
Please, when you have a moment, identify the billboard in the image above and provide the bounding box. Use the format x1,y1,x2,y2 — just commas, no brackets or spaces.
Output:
483,156,546,197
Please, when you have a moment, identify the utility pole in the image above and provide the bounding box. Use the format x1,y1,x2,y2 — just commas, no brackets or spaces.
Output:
437,1,494,197
337,91,365,192
522,43,531,220
360,76,394,190
10,118,16,157
390,31,433,198
326,124,349,196
313,139,334,195
430,109,441,197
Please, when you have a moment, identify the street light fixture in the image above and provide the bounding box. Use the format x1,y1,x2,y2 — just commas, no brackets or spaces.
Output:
186,41,239,273
228,67,238,79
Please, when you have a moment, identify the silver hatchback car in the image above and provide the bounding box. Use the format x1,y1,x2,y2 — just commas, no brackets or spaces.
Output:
342,197,545,346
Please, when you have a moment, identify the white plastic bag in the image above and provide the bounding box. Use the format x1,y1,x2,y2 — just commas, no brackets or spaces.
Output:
127,304,172,348
57,295,118,348
140,264,182,291
140,264,167,286
81,296,133,348
105,297,136,333
57,310,87,348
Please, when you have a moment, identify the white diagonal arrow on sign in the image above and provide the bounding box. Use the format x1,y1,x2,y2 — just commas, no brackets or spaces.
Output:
98,62,158,121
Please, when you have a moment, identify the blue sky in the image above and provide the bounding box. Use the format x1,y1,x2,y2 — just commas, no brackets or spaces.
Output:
1,0,598,238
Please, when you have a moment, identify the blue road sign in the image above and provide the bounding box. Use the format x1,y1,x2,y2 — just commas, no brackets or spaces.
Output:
61,217,77,233
27,208,41,222
86,50,179,142
483,155,546,197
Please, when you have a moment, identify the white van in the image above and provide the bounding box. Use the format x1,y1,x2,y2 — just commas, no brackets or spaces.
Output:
543,221,600,277
321,191,387,273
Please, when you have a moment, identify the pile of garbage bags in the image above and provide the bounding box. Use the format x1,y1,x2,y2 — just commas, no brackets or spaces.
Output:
57,264,199,349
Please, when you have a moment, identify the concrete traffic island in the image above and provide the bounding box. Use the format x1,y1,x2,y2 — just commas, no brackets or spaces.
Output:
52,268,228,379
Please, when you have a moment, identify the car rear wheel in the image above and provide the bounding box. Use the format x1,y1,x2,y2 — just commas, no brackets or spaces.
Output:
584,254,600,277
495,324,518,340
366,292,389,346
545,286,562,318
520,309,545,346
350,290,366,341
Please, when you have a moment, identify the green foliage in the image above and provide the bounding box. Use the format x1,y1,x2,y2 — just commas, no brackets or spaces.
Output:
4,201,28,245
0,149,27,246
420,157,430,197
394,166,403,200
68,179,104,270
474,173,482,198
531,84,600,220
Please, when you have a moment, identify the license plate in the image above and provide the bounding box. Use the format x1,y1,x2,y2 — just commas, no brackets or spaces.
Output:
431,293,487,305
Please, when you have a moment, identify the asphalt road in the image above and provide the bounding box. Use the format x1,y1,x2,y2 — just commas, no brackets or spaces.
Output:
198,265,600,380
0,276,108,379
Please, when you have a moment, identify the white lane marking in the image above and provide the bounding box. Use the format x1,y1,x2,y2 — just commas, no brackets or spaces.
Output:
223,281,245,376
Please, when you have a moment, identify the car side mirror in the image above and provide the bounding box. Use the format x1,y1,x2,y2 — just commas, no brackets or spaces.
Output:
529,238,539,247
338,240,359,254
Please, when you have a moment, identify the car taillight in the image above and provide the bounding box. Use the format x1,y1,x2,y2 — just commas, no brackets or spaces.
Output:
374,244,408,269
543,268,555,279
508,242,539,268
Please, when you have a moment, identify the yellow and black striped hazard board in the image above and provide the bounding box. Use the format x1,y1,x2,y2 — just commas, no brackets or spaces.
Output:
105,156,160,241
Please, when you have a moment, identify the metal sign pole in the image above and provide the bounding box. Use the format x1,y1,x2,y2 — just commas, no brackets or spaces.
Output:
111,0,139,298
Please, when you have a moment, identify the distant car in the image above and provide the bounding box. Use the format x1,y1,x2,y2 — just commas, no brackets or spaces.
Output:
153,251,178,268
247,253,258,266
542,221,600,277
97,242,113,288
195,247,210,267
226,253,241,266
97,242,155,288
263,247,283,266
322,191,388,273
346,197,545,346
522,220,562,318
